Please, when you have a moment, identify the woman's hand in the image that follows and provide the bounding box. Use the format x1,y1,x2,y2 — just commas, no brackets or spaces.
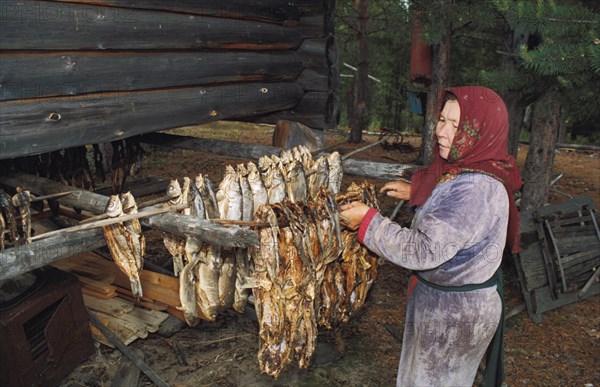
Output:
339,201,371,231
380,180,411,201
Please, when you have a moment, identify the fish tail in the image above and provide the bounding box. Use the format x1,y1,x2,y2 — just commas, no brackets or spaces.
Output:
130,278,144,299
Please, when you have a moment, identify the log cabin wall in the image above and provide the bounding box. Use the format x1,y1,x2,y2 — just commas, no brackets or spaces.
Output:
0,0,339,160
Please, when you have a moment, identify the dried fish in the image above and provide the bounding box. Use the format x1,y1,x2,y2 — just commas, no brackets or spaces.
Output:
120,192,145,279
237,164,254,222
196,174,220,219
102,195,143,298
218,252,236,309
196,244,222,321
0,189,19,247
217,165,242,221
307,156,329,198
269,157,287,204
327,151,343,194
177,256,201,326
284,161,307,203
11,188,32,244
163,180,185,276
247,161,269,214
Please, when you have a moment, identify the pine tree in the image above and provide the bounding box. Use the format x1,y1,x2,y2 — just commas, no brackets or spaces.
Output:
485,0,600,210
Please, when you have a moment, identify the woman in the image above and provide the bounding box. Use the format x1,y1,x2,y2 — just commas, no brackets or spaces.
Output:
340,86,522,387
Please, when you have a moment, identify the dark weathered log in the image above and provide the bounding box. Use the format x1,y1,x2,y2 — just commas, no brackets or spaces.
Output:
249,91,339,129
139,133,281,160
1,51,304,100
0,82,304,159
1,173,259,248
47,0,301,23
0,228,106,281
296,36,338,69
272,120,323,151
137,132,417,180
298,13,335,37
0,1,304,50
297,66,340,92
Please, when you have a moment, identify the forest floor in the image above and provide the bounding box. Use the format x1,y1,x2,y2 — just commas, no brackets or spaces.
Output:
60,122,600,387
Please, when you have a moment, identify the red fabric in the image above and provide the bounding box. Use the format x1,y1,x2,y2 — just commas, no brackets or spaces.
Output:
357,207,378,244
409,86,523,253
407,275,419,298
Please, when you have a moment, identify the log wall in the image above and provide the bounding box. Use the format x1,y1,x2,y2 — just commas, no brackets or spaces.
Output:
0,0,339,160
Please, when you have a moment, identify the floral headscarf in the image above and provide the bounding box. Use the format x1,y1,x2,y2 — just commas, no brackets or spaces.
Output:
409,86,523,253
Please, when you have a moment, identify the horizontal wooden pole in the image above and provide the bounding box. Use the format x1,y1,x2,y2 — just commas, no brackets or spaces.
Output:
0,228,106,281
1,173,259,247
137,132,417,180
0,0,304,50
0,82,304,159
46,0,302,23
0,51,304,101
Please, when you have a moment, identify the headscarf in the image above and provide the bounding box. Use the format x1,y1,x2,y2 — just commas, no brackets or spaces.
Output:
409,86,523,253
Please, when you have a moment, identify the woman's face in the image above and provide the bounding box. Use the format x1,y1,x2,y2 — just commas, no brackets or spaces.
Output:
435,99,461,160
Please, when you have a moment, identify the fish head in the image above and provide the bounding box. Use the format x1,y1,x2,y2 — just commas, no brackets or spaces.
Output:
166,179,182,198
280,150,293,164
258,156,272,173
194,174,204,190
120,191,137,213
106,195,123,217
236,163,248,176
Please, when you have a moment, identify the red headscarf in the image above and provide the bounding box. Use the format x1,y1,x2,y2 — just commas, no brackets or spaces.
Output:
409,86,523,253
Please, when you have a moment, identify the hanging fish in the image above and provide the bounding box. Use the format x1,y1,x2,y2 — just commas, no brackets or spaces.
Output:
267,156,286,204
177,256,201,326
163,180,185,276
307,156,329,198
217,165,242,221
102,195,143,298
0,189,18,248
327,151,343,194
247,162,269,214
237,164,254,222
284,161,307,203
11,188,32,244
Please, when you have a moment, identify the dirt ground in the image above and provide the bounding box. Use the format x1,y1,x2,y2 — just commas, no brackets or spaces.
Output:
60,123,600,386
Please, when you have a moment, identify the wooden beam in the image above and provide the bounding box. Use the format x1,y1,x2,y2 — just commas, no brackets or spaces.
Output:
1,173,259,247
0,1,304,50
1,51,304,101
46,0,302,23
296,36,338,69
296,67,340,92
139,132,281,160
0,82,304,159
0,228,106,281
137,132,417,180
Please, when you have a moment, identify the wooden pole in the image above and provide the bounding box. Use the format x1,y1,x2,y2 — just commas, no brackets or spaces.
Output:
31,204,188,242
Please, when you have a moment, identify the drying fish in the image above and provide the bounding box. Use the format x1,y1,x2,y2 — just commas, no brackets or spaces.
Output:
307,156,329,198
184,180,204,264
163,180,186,276
102,195,143,298
217,165,242,221
218,252,236,309
196,244,222,321
284,161,307,203
120,192,146,274
267,156,286,204
237,164,254,222
11,188,32,244
177,255,201,326
196,174,220,219
0,189,18,248
247,161,269,214
327,151,343,194
279,149,293,165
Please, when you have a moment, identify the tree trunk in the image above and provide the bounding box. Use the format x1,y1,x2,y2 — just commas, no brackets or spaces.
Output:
521,92,560,211
349,0,369,143
418,21,450,165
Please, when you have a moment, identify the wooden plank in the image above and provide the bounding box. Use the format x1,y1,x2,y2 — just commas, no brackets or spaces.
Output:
48,0,302,23
83,294,136,316
0,82,304,159
0,1,304,50
82,286,117,299
296,66,340,92
77,274,118,295
272,120,323,151
1,51,303,100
